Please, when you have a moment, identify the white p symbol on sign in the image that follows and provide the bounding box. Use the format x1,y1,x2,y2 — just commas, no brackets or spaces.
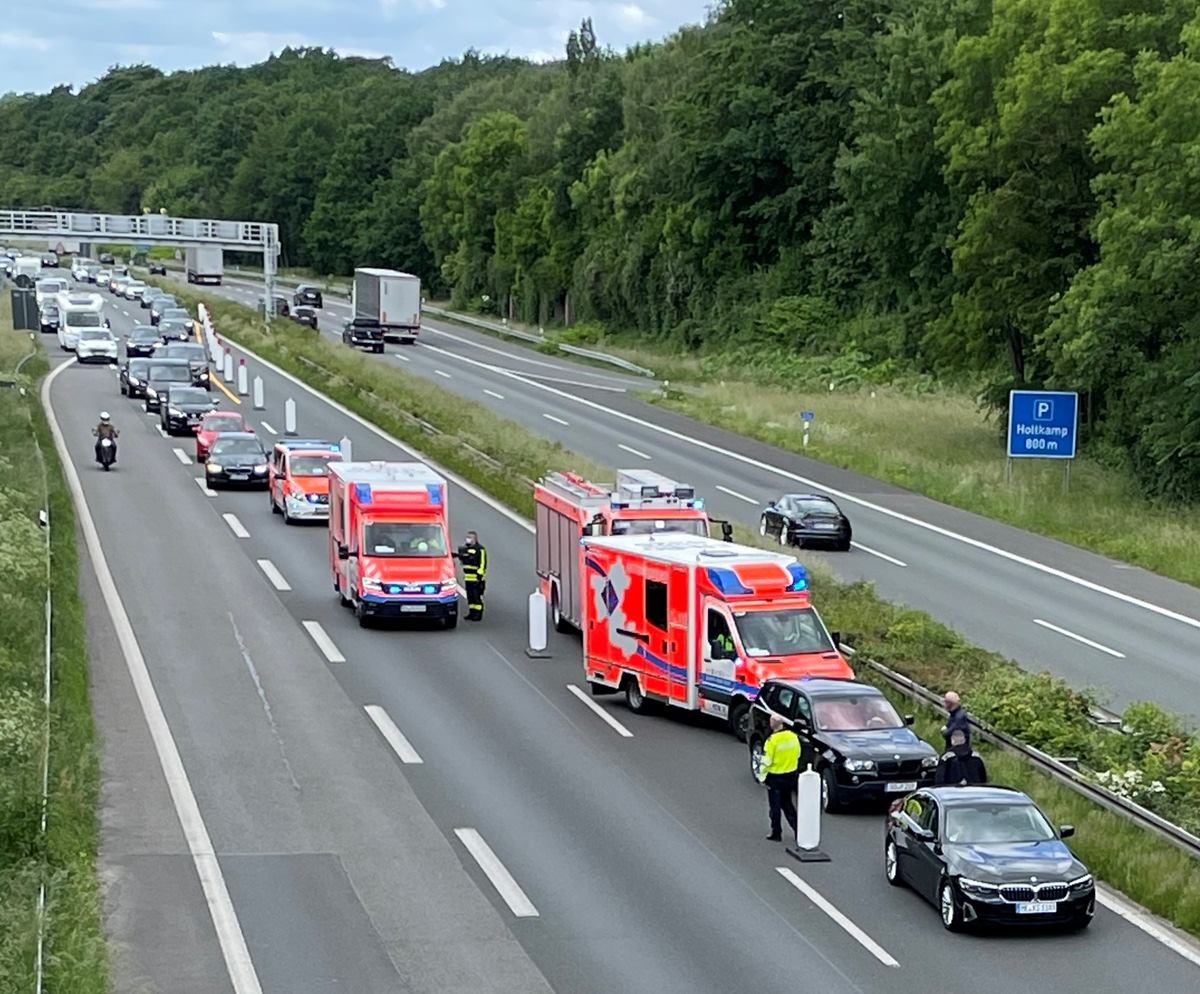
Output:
1034,400,1054,421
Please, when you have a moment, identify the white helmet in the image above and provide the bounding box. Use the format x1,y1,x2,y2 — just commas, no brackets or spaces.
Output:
100,412,111,422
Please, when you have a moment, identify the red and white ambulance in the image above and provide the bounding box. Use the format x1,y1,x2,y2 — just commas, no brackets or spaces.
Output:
328,461,459,628
579,533,853,739
535,468,732,632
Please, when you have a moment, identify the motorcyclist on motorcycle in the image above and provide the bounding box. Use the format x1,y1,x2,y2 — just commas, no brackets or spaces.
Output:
93,412,119,464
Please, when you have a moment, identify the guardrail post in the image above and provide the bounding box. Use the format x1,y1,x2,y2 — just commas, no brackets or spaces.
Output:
284,398,297,436
252,376,264,410
237,358,248,396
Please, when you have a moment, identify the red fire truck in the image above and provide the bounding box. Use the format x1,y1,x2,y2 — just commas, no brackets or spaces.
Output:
535,469,732,633
328,461,459,628
579,533,853,739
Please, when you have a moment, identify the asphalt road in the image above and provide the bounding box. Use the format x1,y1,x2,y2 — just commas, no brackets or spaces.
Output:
43,297,1200,994
181,272,1200,721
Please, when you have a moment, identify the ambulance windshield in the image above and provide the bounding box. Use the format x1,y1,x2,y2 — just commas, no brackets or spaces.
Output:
610,516,707,537
290,454,339,476
733,608,833,656
362,522,448,557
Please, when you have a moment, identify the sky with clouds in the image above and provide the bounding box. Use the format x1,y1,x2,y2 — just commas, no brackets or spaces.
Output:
0,0,714,95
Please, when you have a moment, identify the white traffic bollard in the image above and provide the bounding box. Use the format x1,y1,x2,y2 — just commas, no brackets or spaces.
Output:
237,358,248,396
252,376,265,410
284,398,297,436
524,589,551,658
338,435,352,462
787,765,830,862
223,349,234,382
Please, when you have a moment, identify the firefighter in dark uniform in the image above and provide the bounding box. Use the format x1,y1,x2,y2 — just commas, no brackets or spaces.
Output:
455,530,487,620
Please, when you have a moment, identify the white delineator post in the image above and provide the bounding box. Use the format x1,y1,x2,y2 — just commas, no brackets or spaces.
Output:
237,358,248,396
252,376,265,410
338,435,352,462
787,765,831,863
524,589,551,658
222,348,234,382
284,398,297,436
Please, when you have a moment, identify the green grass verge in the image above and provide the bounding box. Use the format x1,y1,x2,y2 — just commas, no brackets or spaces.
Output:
0,299,107,991
157,277,1200,940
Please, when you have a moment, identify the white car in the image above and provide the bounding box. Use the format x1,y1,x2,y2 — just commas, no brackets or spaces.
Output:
74,328,119,364
94,269,112,286
124,281,148,300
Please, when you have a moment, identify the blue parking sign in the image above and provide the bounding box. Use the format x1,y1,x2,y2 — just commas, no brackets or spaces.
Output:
1007,391,1078,459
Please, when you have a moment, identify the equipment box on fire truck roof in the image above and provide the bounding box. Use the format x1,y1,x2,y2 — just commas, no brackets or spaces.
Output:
580,533,853,739
535,469,733,633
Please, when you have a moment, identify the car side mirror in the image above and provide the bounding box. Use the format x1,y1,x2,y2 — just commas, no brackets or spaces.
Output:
830,631,842,649
794,715,810,732
337,545,350,560
903,714,915,726
1058,825,1075,839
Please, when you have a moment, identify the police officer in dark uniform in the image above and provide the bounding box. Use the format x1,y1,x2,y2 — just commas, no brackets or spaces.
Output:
454,530,487,620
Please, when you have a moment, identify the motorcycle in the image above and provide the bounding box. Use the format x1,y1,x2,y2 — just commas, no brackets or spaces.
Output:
96,437,116,471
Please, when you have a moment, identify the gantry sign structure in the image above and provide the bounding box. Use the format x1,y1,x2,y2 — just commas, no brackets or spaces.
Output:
0,208,281,318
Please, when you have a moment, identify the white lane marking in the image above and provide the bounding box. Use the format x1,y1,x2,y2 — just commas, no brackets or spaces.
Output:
1097,887,1200,968
41,361,265,994
716,484,757,505
364,705,424,764
1033,619,1125,658
172,447,191,465
256,559,291,591
618,443,650,460
121,309,130,316
776,867,899,968
302,621,345,663
434,369,451,378
484,389,505,400
543,413,569,426
850,542,907,567
155,425,168,438
222,513,250,539
259,421,276,435
453,828,539,918
420,348,1200,634
194,477,217,497
390,353,411,364
567,685,634,738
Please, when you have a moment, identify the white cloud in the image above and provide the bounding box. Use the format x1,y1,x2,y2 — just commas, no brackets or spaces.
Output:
211,30,312,63
0,31,51,52
613,4,656,30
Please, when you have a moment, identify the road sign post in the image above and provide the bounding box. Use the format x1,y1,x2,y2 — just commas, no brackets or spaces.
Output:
1006,390,1079,493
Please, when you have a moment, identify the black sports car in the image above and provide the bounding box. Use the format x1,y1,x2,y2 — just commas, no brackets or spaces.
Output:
160,385,218,435
120,357,154,398
204,432,270,489
885,784,1095,931
125,325,162,357
148,261,167,275
293,284,323,308
759,493,852,551
291,305,318,330
747,678,938,810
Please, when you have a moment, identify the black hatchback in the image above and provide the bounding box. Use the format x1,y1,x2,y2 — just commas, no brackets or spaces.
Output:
125,325,162,357
204,432,269,489
160,385,218,435
759,493,852,551
746,678,939,812
293,284,323,308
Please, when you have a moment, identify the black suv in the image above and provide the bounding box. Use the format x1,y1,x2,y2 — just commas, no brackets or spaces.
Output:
290,305,318,330
747,678,939,812
293,284,323,308
342,317,384,353
148,261,167,275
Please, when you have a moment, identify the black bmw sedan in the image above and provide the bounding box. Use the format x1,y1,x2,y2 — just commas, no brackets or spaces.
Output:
160,385,218,436
125,324,162,357
204,432,270,490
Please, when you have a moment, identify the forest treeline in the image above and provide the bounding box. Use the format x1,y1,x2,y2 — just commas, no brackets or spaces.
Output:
2,0,1199,497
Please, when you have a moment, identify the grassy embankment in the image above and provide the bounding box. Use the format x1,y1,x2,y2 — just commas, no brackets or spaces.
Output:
0,297,106,990
422,304,1200,589
155,276,1200,938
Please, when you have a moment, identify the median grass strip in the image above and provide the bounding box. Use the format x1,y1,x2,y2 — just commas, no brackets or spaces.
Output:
0,297,107,991
161,278,1200,939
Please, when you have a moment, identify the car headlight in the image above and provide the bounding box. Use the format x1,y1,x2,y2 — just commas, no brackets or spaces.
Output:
168,407,182,416
441,578,459,591
199,370,209,379
206,462,223,473
361,577,384,591
843,757,876,772
1068,874,1093,891
921,756,939,769
958,877,1000,897
253,464,267,473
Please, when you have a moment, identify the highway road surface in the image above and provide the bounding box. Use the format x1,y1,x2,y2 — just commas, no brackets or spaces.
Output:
40,297,1200,993
175,272,1200,722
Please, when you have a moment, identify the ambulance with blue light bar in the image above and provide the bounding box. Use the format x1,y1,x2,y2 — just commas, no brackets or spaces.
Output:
535,469,733,633
267,438,343,522
579,534,853,739
328,461,459,628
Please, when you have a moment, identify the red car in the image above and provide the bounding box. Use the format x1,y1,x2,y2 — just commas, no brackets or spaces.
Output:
195,411,251,462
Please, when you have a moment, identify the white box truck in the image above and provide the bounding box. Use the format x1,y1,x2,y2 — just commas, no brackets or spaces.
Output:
185,246,224,285
352,268,421,344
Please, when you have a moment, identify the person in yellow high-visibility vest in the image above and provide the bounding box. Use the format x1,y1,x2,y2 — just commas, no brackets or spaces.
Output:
761,714,801,841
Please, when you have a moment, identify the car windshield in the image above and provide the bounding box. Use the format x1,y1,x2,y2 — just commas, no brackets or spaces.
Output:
164,309,190,319
212,439,264,456
79,329,110,341
65,312,102,328
168,388,208,405
943,803,1058,845
610,516,708,537
154,299,177,310
362,522,448,557
149,365,191,382
130,327,158,340
127,360,151,375
290,454,339,476
202,415,243,431
162,345,204,360
733,607,833,656
812,695,903,732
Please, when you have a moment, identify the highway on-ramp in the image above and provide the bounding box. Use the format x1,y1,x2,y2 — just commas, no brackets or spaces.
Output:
40,296,1200,993
179,273,1200,721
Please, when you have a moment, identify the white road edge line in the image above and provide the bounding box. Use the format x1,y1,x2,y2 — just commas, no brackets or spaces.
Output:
850,542,907,568
255,559,291,591
617,443,650,460
40,361,265,994
1033,619,1125,658
393,354,411,362
222,513,250,539
453,828,539,918
542,413,569,426
484,389,505,400
1097,887,1200,969
302,620,346,663
194,477,217,497
260,421,276,435
715,484,757,505
364,705,424,764
155,425,167,438
434,369,452,378
172,447,191,465
566,684,634,738
417,346,1200,635
776,867,899,969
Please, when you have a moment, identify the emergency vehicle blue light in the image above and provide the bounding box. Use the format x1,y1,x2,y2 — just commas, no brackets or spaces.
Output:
705,567,753,595
354,483,372,504
423,584,436,594
425,483,442,505
787,563,808,591
692,498,704,510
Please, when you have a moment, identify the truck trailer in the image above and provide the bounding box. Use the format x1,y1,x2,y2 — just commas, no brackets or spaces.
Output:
352,268,421,344
185,246,224,285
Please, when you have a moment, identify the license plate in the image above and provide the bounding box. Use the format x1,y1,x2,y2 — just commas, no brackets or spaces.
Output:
815,522,837,530
400,604,426,613
228,473,248,481
885,781,918,793
1016,902,1058,915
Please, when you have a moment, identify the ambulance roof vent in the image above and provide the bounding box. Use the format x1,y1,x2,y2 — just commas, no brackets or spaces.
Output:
698,547,739,559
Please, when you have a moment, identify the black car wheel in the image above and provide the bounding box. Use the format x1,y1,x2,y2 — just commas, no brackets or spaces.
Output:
748,736,765,782
624,676,649,714
729,699,751,742
885,839,903,887
551,586,572,634
373,344,384,353
820,767,843,813
940,879,965,932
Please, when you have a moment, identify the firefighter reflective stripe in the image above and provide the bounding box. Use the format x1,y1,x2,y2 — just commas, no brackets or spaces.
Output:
762,730,801,775
461,546,487,581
